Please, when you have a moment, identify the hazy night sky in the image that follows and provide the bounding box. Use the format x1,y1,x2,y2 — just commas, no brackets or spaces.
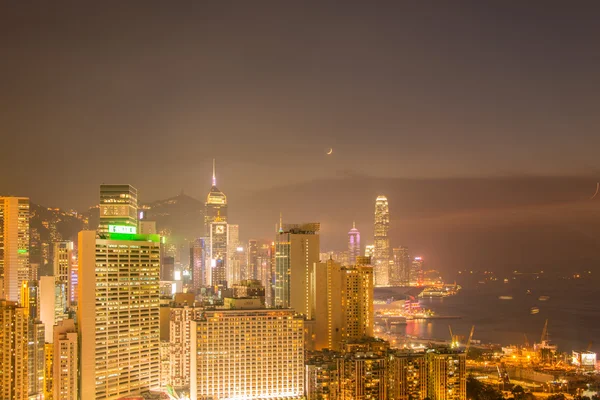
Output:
2,2,600,273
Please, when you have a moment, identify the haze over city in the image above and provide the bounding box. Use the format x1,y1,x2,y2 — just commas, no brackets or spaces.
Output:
1,3,600,400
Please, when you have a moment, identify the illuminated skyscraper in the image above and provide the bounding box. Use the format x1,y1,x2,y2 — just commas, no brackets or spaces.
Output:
167,305,203,389
0,300,29,400
78,228,161,399
27,320,45,399
191,306,305,400
257,242,274,306
365,244,375,259
274,222,320,318
53,319,78,400
347,222,361,266
209,220,228,287
373,195,390,286
0,196,30,303
227,224,242,283
190,238,207,290
204,159,228,235
391,247,411,286
98,184,138,235
314,259,374,351
426,349,466,400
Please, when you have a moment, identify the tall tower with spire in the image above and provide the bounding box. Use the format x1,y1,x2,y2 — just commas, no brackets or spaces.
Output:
348,222,361,265
373,195,390,286
205,159,228,236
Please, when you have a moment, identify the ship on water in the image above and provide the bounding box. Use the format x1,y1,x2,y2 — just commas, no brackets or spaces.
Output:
418,283,462,298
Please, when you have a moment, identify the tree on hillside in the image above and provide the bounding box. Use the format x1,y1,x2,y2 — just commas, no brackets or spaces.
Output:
467,376,503,400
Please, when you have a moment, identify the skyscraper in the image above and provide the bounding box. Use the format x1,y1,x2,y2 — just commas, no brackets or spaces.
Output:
314,259,374,351
27,319,45,399
411,257,424,286
347,222,361,265
209,220,228,287
167,305,203,389
52,241,73,283
247,239,258,280
0,196,30,303
0,300,29,400
391,247,411,286
53,319,78,400
373,195,390,286
78,228,161,399
389,350,427,400
190,238,207,290
204,159,228,235
98,184,138,235
191,307,305,400
274,222,320,318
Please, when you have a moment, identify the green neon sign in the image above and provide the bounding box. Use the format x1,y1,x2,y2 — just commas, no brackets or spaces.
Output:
17,249,28,254
108,225,137,234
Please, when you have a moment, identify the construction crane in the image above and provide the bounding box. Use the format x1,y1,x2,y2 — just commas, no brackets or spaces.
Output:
448,325,454,346
587,341,593,352
540,319,549,343
524,334,530,348
465,325,475,357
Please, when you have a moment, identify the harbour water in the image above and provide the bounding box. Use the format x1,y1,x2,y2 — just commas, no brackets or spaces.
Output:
397,275,600,354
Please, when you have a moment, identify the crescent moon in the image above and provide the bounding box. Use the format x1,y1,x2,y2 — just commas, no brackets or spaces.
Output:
591,182,599,200
326,148,333,155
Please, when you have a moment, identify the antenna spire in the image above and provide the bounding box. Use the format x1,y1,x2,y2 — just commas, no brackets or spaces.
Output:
279,212,283,233
353,221,356,229
212,159,216,186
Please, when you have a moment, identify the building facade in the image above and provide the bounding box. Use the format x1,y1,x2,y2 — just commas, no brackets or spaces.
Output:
0,197,30,303
209,221,229,287
191,308,305,400
315,260,374,351
426,349,466,400
78,228,161,399
98,184,138,235
391,247,411,286
190,238,207,290
53,319,78,400
274,223,320,318
0,300,29,400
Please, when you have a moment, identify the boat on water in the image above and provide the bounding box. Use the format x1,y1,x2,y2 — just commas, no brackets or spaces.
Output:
538,296,550,301
418,284,462,298
499,295,513,300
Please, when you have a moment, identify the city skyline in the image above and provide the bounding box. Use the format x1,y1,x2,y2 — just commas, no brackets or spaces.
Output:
1,3,600,399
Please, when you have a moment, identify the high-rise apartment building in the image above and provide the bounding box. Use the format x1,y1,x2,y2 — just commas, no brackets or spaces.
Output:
191,307,305,400
426,349,466,400
78,228,161,399
0,300,29,400
347,222,361,266
0,197,30,303
314,259,374,351
391,247,411,286
389,350,427,400
189,238,207,290
53,319,78,400
204,160,228,235
27,320,45,399
98,184,138,235
39,276,68,343
338,352,387,400
373,195,390,286
274,223,320,318
209,220,228,287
